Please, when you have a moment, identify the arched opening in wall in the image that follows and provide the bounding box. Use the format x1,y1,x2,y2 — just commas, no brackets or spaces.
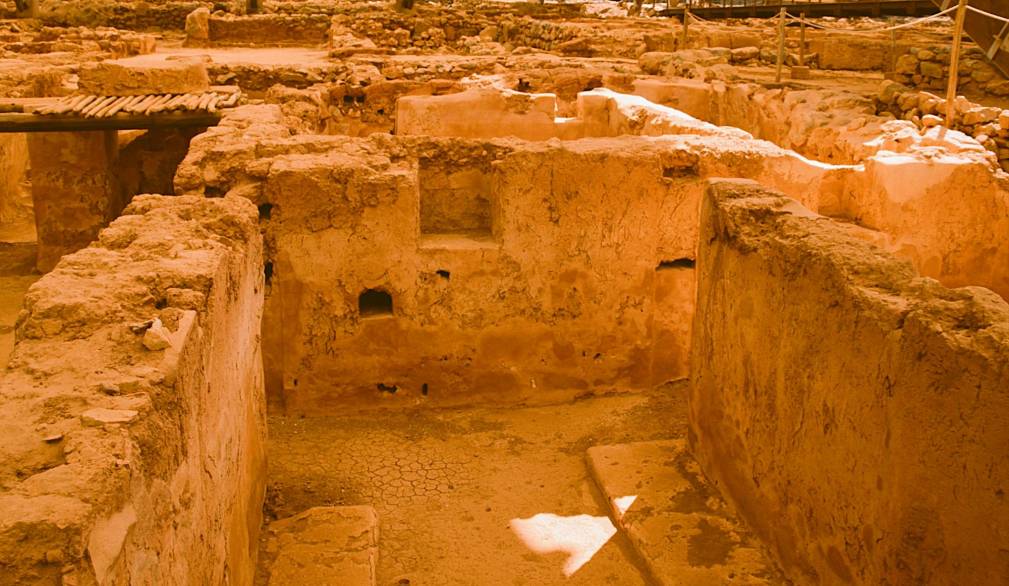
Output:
359,288,393,318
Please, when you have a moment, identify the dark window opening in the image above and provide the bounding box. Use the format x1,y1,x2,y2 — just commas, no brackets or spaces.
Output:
359,288,393,317
264,262,274,286
436,269,451,280
258,203,273,220
657,258,696,270
377,383,398,394
663,165,698,179
421,383,429,396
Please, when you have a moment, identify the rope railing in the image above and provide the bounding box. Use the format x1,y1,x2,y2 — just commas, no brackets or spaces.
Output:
966,5,1009,25
782,5,958,34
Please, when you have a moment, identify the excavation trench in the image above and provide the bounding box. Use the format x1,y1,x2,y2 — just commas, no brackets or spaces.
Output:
1,83,1007,586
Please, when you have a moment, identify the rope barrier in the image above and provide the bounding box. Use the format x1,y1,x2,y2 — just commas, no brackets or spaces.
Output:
781,5,958,35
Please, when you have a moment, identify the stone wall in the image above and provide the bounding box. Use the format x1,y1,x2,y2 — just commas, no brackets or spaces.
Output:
893,44,1009,97
690,178,1009,585
206,13,331,46
235,136,701,413
36,0,204,30
0,195,266,585
877,79,1009,172
26,130,124,272
174,104,843,413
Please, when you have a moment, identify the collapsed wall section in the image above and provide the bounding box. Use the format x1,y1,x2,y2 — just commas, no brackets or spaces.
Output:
0,195,266,585
690,179,1009,585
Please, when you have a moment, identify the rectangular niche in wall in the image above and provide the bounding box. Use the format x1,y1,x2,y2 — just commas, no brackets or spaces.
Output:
419,159,497,242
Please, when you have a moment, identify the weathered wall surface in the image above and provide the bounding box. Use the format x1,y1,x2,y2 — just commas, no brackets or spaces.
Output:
206,13,331,47
627,80,1009,300
174,104,855,412
0,133,31,226
850,156,1009,301
257,137,700,413
690,179,1009,585
396,87,754,142
26,130,124,273
181,109,772,411
0,195,266,585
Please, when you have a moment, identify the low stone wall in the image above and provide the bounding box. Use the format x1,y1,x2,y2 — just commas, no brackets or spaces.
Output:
893,44,1009,97
690,178,1009,585
205,13,331,47
877,79,1009,172
36,0,203,30
396,87,752,141
0,195,266,585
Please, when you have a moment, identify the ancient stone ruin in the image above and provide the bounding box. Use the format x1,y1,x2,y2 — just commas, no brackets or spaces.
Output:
0,0,1006,584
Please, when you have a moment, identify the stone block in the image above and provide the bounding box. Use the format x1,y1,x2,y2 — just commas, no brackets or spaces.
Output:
78,60,210,96
184,7,210,46
262,506,379,586
587,440,783,584
789,65,811,80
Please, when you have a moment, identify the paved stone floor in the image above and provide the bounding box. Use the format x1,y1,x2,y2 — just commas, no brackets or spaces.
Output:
261,382,688,586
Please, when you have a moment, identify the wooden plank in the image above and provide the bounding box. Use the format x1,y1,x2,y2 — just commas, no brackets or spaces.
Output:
933,0,1009,77
0,111,222,133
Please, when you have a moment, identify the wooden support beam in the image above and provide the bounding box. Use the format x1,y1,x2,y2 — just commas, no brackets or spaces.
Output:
0,111,221,134
945,0,969,125
775,7,787,83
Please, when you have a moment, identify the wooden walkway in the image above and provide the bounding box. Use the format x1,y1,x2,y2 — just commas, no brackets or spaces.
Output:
935,0,1009,77
0,89,240,133
661,0,939,19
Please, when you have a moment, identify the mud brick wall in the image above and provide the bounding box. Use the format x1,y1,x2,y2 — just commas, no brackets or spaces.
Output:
690,178,1009,585
0,195,266,585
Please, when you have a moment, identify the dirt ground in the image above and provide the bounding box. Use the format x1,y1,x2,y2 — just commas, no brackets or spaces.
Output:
260,382,689,586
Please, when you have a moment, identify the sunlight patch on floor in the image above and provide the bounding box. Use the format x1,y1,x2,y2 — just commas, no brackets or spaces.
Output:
509,512,619,577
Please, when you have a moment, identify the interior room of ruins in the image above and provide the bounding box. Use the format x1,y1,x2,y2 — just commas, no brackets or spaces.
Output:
1,0,1008,583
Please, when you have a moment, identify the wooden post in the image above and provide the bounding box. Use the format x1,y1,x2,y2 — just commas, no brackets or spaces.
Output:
775,7,787,83
682,2,690,50
945,0,969,126
889,17,897,73
799,12,806,67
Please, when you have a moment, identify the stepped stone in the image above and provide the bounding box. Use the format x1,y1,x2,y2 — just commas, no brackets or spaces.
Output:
260,505,379,586
586,440,784,585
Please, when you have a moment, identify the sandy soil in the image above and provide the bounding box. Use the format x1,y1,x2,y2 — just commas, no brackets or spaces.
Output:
261,382,689,586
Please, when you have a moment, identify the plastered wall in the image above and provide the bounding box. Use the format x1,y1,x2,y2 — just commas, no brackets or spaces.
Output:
0,195,266,585
690,178,1009,585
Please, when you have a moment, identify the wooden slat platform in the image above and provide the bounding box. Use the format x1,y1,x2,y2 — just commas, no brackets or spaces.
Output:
0,89,241,133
